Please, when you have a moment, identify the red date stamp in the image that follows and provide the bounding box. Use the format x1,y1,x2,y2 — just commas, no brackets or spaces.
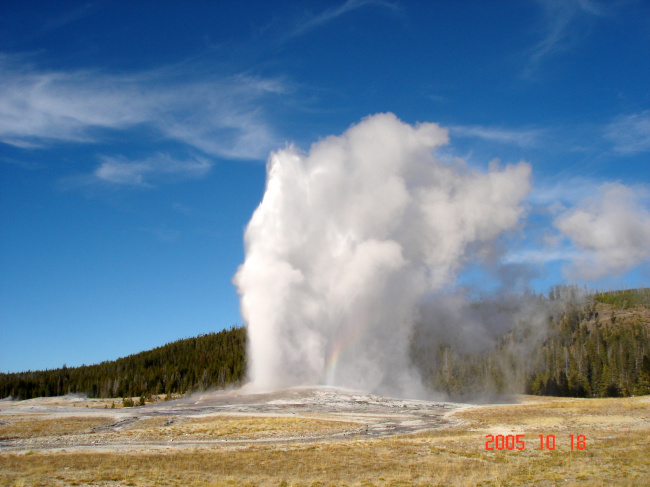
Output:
485,434,586,451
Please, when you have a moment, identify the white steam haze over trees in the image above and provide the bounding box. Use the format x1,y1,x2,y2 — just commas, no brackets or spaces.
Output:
4,113,649,401
234,114,650,398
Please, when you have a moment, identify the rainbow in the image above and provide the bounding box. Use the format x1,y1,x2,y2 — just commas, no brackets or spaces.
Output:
322,317,370,385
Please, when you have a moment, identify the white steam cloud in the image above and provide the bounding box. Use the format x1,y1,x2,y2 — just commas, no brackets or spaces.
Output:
555,183,650,280
234,113,532,396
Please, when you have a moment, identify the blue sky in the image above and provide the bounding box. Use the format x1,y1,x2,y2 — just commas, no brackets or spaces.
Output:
1,0,649,373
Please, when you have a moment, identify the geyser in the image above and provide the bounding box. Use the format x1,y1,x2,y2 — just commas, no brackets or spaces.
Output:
234,113,531,397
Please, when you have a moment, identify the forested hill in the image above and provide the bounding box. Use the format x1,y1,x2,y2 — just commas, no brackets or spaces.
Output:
527,289,650,397
2,290,649,401
423,288,650,398
0,326,246,400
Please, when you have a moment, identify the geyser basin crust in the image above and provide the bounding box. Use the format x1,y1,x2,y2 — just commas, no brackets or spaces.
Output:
0,387,465,453
2,391,648,486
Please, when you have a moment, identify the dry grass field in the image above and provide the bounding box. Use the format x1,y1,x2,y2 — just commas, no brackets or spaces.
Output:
1,392,648,486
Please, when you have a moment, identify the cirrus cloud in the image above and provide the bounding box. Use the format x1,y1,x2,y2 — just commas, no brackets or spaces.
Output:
93,154,212,187
449,124,543,148
605,110,650,155
0,55,285,160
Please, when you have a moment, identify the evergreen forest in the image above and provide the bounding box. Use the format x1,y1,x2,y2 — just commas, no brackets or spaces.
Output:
420,288,650,398
0,326,246,400
1,289,649,401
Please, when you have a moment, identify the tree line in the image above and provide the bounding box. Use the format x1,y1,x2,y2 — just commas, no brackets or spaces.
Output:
527,289,650,397
2,290,649,401
0,326,246,400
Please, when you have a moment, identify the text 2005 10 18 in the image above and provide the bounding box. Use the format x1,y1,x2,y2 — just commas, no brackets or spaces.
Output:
485,434,586,451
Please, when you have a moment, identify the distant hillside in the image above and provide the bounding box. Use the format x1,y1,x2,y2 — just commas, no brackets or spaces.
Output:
2,290,649,401
528,289,650,397
0,326,246,400
417,288,650,398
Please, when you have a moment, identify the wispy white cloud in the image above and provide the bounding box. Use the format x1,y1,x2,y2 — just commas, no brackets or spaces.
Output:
0,56,285,159
0,156,44,170
450,124,542,147
43,3,97,32
60,153,213,190
286,0,399,40
93,154,212,187
525,0,605,76
605,110,650,154
503,248,576,265
171,202,194,216
527,177,600,207
140,225,181,243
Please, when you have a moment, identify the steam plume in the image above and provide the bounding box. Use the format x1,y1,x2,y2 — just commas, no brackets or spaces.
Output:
234,113,531,396
555,183,650,280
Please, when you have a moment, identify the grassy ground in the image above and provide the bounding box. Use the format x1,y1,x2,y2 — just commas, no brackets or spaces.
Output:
1,395,648,486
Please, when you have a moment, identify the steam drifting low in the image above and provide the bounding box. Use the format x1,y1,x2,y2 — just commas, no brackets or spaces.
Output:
234,113,532,396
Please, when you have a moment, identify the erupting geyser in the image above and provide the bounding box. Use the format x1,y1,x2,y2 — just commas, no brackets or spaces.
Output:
234,113,531,397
